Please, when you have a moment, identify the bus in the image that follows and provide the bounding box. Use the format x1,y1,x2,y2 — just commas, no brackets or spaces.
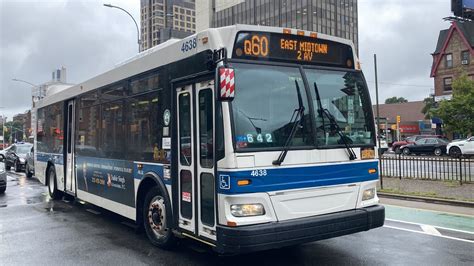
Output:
34,25,384,254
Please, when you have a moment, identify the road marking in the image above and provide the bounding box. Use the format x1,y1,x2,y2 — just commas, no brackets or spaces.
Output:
386,218,474,235
420,224,442,236
383,225,474,244
383,203,474,218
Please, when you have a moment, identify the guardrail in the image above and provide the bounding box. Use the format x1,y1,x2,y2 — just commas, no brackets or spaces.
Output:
379,154,473,184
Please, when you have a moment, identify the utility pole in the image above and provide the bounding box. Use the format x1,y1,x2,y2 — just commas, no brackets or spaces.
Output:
374,54,383,189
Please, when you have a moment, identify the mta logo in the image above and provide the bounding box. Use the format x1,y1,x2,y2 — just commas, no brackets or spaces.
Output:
219,175,231,190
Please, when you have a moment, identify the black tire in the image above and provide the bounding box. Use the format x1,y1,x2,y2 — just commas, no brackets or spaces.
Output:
14,160,21,172
449,147,462,158
402,148,410,156
26,163,33,178
5,165,11,171
434,148,443,157
394,146,401,154
47,166,62,200
143,186,176,249
0,186,5,194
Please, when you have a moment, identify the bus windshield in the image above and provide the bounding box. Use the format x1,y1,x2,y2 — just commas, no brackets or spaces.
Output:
231,63,313,150
305,68,374,147
231,63,374,150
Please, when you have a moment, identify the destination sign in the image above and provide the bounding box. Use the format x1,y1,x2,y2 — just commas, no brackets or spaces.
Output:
232,32,355,68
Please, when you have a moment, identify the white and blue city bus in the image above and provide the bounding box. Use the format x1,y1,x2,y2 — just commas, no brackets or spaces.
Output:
34,25,384,254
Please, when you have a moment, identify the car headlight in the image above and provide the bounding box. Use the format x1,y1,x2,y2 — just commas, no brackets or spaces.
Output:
230,204,265,217
19,158,26,163
362,188,376,201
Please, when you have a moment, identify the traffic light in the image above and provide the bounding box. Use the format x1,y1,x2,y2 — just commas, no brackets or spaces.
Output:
396,115,401,124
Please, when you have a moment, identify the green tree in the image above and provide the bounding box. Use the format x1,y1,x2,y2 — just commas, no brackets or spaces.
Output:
432,74,474,135
385,96,408,104
421,96,435,120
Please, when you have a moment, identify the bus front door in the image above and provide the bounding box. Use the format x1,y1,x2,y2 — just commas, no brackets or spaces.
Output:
176,80,216,241
65,100,75,195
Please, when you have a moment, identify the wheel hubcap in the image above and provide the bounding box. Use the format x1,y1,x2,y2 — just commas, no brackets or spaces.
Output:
148,196,166,238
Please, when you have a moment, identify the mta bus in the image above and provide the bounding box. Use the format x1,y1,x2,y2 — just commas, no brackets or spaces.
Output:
34,25,384,254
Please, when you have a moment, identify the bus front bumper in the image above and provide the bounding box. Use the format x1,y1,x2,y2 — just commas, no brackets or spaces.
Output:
215,204,385,254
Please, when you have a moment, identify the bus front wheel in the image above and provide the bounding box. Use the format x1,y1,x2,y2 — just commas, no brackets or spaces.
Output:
143,186,176,249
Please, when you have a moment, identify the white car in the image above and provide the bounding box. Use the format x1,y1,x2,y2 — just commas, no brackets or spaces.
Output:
447,137,474,157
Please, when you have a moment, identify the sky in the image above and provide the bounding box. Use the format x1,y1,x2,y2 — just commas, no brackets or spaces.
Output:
0,0,453,121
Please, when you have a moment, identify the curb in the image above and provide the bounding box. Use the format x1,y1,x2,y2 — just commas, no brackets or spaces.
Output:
378,192,474,208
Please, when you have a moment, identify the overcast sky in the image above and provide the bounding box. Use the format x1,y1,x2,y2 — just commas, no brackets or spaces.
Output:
0,0,452,120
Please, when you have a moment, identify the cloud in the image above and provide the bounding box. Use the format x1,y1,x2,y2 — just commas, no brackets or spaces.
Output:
0,0,139,120
358,0,452,103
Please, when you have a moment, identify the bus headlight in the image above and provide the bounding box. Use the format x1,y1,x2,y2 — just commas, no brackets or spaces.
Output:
362,188,376,201
230,203,265,217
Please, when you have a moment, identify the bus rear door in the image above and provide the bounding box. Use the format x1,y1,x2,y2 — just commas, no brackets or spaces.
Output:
176,80,216,241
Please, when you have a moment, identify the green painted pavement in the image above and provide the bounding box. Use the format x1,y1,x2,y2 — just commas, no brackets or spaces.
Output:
384,204,474,233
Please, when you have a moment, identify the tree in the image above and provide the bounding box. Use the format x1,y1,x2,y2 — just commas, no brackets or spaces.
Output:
385,96,408,104
432,74,474,136
421,96,435,120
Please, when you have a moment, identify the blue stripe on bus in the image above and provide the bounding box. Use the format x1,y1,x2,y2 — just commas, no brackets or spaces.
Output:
36,152,64,165
217,160,379,194
133,163,171,185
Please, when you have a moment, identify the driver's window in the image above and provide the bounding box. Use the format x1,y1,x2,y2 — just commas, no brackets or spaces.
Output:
415,139,426,145
426,139,436,144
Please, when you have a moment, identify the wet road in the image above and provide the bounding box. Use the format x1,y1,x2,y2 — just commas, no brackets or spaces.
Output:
1,171,473,265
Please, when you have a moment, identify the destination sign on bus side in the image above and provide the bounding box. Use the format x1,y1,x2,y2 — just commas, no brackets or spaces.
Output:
232,32,354,68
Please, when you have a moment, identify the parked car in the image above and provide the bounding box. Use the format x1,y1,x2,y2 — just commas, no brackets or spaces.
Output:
392,135,447,154
401,138,449,156
4,142,33,172
447,137,474,158
0,156,6,193
0,145,11,160
25,146,35,178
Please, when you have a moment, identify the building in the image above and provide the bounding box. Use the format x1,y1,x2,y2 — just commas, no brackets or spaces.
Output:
140,0,196,50
373,101,434,144
197,0,359,51
430,21,474,101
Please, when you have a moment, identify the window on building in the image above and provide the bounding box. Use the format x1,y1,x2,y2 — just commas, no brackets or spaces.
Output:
461,50,470,65
443,77,452,92
445,53,453,68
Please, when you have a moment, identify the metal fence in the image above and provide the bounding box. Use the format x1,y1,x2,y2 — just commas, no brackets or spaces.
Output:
379,154,473,184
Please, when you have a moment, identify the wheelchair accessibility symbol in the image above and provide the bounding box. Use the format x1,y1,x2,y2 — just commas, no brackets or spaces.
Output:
219,175,231,190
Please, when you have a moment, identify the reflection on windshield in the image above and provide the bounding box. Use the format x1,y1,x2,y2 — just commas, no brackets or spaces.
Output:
305,69,374,147
231,64,312,149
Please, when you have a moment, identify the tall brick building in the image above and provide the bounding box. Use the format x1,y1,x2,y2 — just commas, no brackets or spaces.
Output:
430,21,474,101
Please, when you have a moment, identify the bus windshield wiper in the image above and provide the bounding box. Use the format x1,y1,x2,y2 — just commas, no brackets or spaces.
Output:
273,80,305,166
313,82,357,161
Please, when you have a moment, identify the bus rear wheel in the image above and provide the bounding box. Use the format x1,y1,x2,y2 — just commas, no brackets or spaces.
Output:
143,186,176,249
47,166,62,200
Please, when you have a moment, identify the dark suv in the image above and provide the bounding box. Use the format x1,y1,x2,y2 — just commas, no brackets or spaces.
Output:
391,135,447,154
4,143,33,172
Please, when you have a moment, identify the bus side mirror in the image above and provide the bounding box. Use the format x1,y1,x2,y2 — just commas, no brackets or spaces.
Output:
218,67,235,101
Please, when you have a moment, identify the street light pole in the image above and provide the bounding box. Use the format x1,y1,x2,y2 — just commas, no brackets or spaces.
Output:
103,3,141,52
0,107,4,149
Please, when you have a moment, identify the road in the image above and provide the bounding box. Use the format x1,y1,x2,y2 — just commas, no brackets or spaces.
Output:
1,171,473,265
380,153,474,182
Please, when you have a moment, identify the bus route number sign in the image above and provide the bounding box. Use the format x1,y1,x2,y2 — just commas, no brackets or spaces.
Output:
232,32,354,68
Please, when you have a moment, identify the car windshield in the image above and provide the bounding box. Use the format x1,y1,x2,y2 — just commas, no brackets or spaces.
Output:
304,68,375,147
230,63,312,149
16,145,32,154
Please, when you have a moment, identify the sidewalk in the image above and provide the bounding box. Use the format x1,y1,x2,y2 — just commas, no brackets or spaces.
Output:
377,177,474,203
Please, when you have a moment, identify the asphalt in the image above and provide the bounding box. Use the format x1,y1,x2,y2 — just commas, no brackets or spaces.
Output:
1,171,473,265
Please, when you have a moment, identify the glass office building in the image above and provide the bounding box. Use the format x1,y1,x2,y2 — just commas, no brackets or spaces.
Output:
213,0,358,52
